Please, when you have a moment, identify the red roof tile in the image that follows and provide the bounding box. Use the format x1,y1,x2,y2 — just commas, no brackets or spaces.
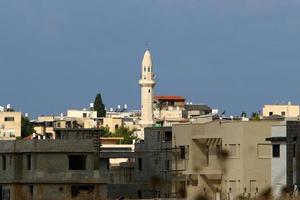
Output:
154,96,185,101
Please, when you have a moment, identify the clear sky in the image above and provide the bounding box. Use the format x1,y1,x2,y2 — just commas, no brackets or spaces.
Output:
0,0,300,117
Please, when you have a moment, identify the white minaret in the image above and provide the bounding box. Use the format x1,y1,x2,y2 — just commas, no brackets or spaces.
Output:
139,49,155,126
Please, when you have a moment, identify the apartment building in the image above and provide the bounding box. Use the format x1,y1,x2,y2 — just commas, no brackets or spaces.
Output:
0,108,21,139
172,120,281,200
262,103,299,118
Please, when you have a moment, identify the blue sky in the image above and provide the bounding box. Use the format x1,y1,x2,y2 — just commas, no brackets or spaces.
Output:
0,0,300,117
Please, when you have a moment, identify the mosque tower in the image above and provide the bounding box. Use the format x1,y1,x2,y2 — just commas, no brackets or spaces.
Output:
139,49,155,127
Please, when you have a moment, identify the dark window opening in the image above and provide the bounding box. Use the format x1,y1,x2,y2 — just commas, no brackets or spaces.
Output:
272,144,280,157
0,186,2,200
157,131,160,142
27,155,31,170
29,185,33,197
164,131,172,142
281,112,286,116
107,159,110,170
138,157,142,171
83,113,87,118
137,190,142,199
269,112,273,116
180,146,185,159
68,155,87,170
165,160,170,171
115,125,119,130
4,117,14,122
71,185,94,198
148,89,150,93
2,156,6,170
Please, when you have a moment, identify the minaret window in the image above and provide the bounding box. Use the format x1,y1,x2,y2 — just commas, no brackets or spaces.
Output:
148,89,151,93
148,67,151,72
144,67,146,72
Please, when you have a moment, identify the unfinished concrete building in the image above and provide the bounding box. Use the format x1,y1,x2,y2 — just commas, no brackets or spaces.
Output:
0,128,107,200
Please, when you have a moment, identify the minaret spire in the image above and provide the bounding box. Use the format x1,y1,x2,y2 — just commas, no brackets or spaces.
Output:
139,49,155,127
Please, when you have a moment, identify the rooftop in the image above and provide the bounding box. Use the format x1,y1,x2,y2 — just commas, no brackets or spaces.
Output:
154,95,185,101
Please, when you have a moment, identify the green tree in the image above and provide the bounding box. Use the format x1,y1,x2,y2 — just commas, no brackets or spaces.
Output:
114,127,138,144
251,112,260,121
241,111,247,118
94,93,106,117
21,116,34,138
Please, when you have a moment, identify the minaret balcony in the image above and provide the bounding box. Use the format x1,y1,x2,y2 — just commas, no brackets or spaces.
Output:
139,79,156,86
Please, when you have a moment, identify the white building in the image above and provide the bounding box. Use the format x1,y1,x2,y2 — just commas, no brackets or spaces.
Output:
268,122,287,198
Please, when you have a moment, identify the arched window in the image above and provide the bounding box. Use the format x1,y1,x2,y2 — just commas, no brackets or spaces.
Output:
148,67,150,72
144,67,146,72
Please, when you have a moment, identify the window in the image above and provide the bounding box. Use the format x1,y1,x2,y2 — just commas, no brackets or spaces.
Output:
148,67,150,72
115,125,119,130
4,117,14,122
148,89,150,93
2,156,6,170
157,131,160,142
180,146,185,159
281,111,286,116
106,158,110,170
228,144,237,157
68,155,87,170
29,185,34,197
27,155,31,170
164,131,172,142
269,112,273,116
71,185,94,198
257,144,271,158
165,160,170,171
137,190,142,199
144,67,146,72
83,113,87,118
272,144,280,157
138,157,142,171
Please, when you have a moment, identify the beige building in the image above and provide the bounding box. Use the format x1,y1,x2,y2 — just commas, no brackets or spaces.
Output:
262,103,299,118
33,114,97,137
67,109,97,119
172,120,281,200
0,110,21,139
102,117,123,133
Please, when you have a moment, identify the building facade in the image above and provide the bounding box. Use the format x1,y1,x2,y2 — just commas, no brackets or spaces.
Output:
262,103,299,118
172,120,281,200
0,129,107,200
0,110,21,140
